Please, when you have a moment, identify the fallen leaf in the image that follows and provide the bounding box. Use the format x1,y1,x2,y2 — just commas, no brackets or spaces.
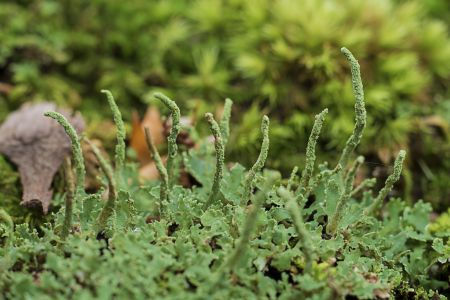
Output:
130,107,164,164
0,102,84,213
139,156,168,181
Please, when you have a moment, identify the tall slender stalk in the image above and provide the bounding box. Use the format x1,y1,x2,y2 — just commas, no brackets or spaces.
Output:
241,116,270,205
153,93,180,187
86,139,118,233
44,112,85,197
101,90,126,171
279,187,315,271
203,113,225,210
327,156,364,235
338,47,366,169
364,150,406,216
219,98,233,146
144,127,168,214
61,157,75,240
297,109,328,194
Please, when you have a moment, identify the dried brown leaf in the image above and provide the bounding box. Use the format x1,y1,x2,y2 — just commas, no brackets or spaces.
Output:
0,102,84,213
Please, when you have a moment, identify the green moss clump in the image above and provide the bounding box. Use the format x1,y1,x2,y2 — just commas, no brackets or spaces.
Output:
0,155,24,222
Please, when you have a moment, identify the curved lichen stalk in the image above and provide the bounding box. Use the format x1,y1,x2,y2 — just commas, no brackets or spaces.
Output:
297,108,328,194
338,47,366,169
85,139,118,233
44,112,85,197
364,150,406,216
101,90,126,171
203,113,225,210
240,115,270,205
219,98,233,146
286,166,299,191
327,156,364,235
61,157,75,240
279,187,315,271
144,127,168,214
153,92,181,187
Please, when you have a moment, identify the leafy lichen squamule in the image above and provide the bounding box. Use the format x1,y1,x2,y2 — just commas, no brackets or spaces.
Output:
44,111,85,197
338,47,366,169
203,113,225,210
153,92,181,187
101,90,126,171
240,115,270,205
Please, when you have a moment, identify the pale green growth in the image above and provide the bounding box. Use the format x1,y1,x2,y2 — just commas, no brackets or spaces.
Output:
338,47,367,169
154,92,181,187
327,156,364,235
86,139,118,233
279,187,315,271
144,127,169,213
298,109,328,192
219,98,233,145
350,178,376,198
298,164,342,209
203,113,225,210
61,157,75,240
219,173,278,275
44,112,85,196
240,116,270,204
364,150,406,216
101,90,126,171
0,209,13,247
286,166,299,191
0,209,13,232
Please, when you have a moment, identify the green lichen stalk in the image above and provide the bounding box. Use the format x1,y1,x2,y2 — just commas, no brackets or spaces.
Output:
61,157,75,240
350,178,376,197
338,47,367,169
364,150,406,216
86,139,118,233
240,115,270,205
279,187,315,271
287,166,299,191
154,92,181,187
44,112,85,197
101,90,126,171
203,113,225,210
298,109,328,193
327,156,364,235
219,98,233,145
144,127,169,212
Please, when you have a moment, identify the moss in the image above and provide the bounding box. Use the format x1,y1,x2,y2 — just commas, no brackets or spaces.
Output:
0,155,25,222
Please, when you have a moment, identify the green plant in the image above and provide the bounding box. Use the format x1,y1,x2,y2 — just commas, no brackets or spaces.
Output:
1,48,448,299
1,0,449,209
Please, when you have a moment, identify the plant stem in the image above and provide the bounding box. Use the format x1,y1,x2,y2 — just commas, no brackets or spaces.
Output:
154,92,180,188
203,113,225,210
61,157,75,240
338,48,366,169
144,127,168,214
101,90,126,172
241,115,270,205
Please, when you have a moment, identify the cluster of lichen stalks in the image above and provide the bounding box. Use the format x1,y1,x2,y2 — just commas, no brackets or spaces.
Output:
44,47,406,277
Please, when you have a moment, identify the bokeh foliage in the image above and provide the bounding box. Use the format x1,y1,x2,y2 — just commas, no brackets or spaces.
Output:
0,0,449,208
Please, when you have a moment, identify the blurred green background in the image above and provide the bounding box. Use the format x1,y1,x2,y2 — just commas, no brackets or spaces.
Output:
0,0,449,210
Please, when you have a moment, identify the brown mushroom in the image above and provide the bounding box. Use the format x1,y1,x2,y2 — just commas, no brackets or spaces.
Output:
0,102,84,214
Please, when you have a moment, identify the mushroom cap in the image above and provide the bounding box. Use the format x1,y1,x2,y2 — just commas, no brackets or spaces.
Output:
0,102,84,214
